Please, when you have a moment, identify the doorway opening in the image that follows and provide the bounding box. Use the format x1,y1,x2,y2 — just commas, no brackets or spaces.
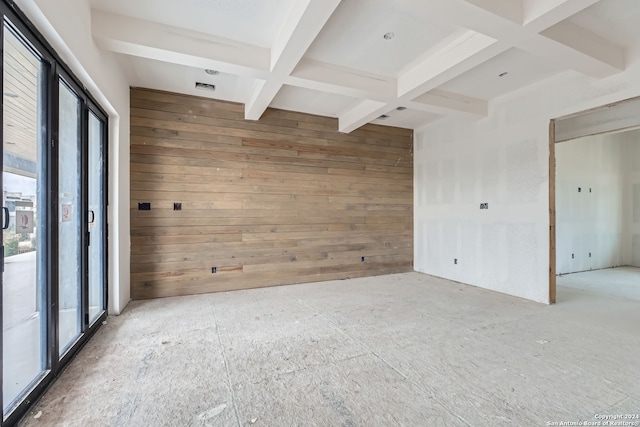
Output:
550,96,640,303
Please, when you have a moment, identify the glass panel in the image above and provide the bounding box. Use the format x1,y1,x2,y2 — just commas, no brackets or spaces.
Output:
58,81,81,355
87,113,104,324
2,23,47,413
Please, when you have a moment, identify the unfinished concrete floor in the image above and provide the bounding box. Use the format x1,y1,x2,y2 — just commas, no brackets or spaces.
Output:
557,266,640,301
19,272,640,426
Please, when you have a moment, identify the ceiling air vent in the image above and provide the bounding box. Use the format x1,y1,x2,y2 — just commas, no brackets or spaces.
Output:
195,82,216,91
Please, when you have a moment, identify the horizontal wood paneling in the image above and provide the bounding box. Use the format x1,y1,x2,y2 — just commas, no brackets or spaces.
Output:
130,88,413,299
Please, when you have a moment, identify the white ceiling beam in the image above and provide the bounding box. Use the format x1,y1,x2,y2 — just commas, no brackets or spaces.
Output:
339,0,624,133
410,89,487,118
92,10,269,79
94,0,625,133
286,59,395,101
269,1,312,71
414,0,527,43
244,0,341,120
338,100,389,133
338,0,512,133
339,31,502,133
288,61,486,119
537,20,625,78
519,0,625,78
459,0,523,24
338,87,487,134
457,0,623,78
398,31,505,99
405,0,623,78
522,0,599,31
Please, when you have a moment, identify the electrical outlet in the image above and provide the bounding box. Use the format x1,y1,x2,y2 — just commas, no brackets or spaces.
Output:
211,267,217,273
173,202,182,211
138,202,151,211
361,256,365,262
578,187,581,192
572,254,574,259
454,258,457,264
589,252,592,257
480,203,488,209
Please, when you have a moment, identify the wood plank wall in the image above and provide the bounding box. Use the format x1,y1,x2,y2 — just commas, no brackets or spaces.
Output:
130,88,413,299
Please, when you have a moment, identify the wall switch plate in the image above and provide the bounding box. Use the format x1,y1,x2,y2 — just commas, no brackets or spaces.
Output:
138,202,151,211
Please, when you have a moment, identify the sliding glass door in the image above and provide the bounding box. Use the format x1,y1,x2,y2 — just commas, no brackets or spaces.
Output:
87,113,105,325
0,4,109,424
1,21,47,415
57,80,82,355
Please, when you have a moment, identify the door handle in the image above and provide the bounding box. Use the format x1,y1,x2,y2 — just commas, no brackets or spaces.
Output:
2,207,9,229
88,210,95,224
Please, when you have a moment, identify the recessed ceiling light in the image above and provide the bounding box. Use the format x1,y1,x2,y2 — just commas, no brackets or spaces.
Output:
195,82,216,91
396,106,407,111
4,92,18,98
383,32,395,40
205,69,220,76
498,71,509,77
377,114,389,120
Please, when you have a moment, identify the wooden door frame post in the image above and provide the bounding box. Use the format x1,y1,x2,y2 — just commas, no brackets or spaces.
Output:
549,119,556,304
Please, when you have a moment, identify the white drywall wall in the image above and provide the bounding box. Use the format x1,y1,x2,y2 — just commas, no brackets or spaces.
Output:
555,133,628,274
414,62,640,304
15,0,131,314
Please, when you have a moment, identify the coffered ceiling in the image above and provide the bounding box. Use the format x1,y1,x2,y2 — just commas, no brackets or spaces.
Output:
90,0,636,132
